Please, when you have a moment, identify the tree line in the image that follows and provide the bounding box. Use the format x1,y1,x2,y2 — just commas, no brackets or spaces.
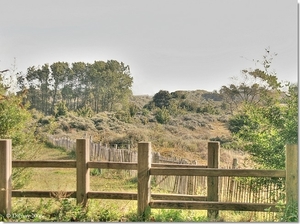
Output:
17,60,133,115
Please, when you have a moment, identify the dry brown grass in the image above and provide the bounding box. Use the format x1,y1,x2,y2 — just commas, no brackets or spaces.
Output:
45,111,250,168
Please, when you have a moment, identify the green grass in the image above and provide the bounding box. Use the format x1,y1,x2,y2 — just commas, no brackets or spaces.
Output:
19,142,138,192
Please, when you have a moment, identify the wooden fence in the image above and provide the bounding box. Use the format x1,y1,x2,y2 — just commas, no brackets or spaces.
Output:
0,139,298,220
48,136,289,205
48,135,201,194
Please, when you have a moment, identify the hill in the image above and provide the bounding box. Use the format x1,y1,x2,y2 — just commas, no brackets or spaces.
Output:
36,89,251,168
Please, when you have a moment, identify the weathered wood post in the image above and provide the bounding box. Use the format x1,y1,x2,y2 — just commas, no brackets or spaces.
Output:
76,139,90,206
0,139,12,215
137,142,152,220
285,144,298,205
228,158,237,202
207,141,220,219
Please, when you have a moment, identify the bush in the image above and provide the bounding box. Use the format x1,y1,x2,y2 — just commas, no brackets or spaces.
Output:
76,105,93,118
115,110,131,123
69,116,95,131
155,107,170,124
54,101,68,117
111,129,148,148
0,94,40,189
228,113,257,134
180,100,198,112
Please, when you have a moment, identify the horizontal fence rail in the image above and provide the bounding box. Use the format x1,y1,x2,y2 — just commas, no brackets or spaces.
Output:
12,160,76,168
150,168,286,177
0,139,298,221
11,191,207,202
149,201,280,212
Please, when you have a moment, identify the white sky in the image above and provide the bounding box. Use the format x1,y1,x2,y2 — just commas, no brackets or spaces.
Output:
0,0,298,95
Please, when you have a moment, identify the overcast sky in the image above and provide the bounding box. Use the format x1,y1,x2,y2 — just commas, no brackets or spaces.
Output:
0,0,298,95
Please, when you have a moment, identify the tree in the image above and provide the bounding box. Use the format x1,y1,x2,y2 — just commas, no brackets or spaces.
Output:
85,60,133,112
87,60,106,112
20,60,133,114
101,60,133,111
70,62,89,110
0,69,38,188
231,83,297,170
152,90,172,109
220,49,281,114
50,62,71,114
25,64,51,114
226,49,298,170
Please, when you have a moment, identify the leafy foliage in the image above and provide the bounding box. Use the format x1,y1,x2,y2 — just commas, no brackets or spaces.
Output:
225,49,298,170
152,90,172,109
0,73,40,189
145,89,224,116
229,85,297,170
54,101,68,118
228,114,257,135
155,107,170,124
76,105,93,118
220,49,281,114
0,96,30,137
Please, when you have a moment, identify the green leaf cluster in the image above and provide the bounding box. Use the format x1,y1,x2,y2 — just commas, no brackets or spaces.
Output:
229,84,297,170
225,49,298,170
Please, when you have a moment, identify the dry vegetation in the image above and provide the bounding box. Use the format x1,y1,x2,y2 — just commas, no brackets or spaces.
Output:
35,90,251,168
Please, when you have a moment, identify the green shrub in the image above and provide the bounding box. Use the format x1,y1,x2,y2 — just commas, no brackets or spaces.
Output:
228,114,255,134
76,105,93,118
54,101,68,118
155,107,170,124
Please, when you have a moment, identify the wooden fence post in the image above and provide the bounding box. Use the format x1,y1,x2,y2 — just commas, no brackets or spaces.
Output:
137,142,152,220
228,158,237,202
285,144,298,205
207,141,220,219
0,139,12,215
76,139,90,206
